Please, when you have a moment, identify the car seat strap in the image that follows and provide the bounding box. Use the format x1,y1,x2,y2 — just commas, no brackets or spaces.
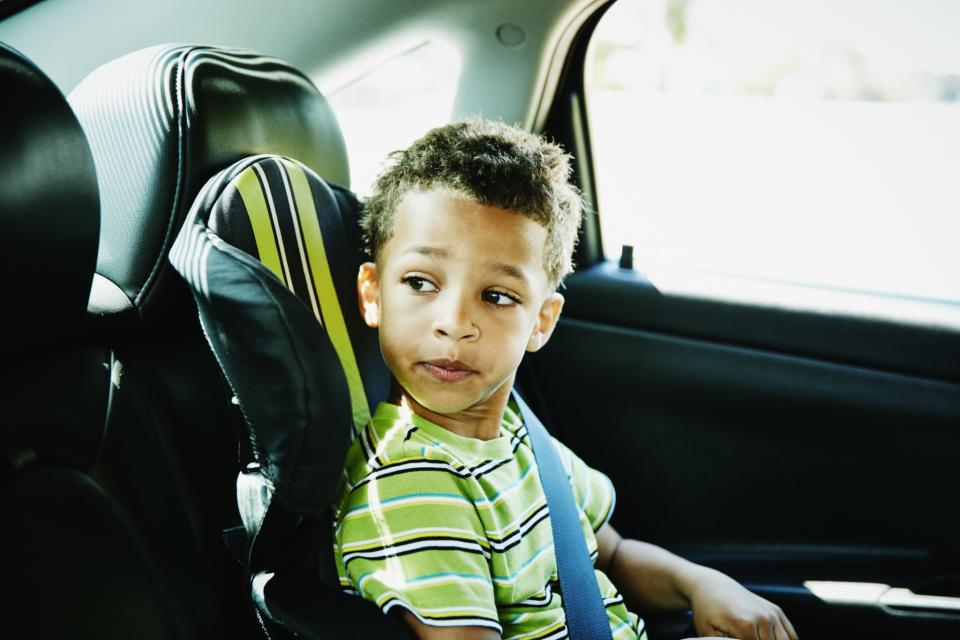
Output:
512,390,614,640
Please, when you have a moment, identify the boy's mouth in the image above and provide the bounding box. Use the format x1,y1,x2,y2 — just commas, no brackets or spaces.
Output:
420,358,476,383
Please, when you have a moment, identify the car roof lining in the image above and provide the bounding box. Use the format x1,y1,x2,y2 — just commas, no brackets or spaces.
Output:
0,0,608,130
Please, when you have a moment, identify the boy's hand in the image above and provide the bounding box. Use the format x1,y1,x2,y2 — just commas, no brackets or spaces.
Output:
687,568,798,640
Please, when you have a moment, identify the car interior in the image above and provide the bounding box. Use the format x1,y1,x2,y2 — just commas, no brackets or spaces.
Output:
2,1,958,639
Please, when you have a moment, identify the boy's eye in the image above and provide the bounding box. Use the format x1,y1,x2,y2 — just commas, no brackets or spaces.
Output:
482,290,519,306
402,276,438,293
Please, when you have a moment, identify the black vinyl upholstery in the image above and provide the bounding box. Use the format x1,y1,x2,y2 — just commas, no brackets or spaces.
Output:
170,155,387,516
0,42,181,639
70,44,350,323
170,154,408,639
0,42,98,344
63,43,371,639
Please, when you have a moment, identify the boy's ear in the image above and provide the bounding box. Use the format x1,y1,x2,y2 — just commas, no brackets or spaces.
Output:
526,292,564,353
357,262,381,328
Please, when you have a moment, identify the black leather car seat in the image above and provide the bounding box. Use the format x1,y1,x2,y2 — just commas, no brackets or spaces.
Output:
0,42,182,639
169,148,415,638
66,44,376,638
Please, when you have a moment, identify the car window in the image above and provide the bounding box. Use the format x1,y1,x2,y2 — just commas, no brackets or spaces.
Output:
327,41,460,197
585,0,960,327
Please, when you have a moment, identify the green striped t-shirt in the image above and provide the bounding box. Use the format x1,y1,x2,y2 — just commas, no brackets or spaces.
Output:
333,401,648,640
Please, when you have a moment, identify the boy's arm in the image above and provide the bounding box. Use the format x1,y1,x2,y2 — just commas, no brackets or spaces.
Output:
395,610,500,640
596,524,799,640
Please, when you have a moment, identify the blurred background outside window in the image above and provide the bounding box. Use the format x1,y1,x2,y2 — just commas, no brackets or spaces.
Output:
586,0,960,326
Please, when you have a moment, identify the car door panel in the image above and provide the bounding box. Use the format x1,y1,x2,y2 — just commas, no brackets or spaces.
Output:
524,263,960,638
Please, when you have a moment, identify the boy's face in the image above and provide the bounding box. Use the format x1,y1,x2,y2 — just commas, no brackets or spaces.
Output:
358,189,564,421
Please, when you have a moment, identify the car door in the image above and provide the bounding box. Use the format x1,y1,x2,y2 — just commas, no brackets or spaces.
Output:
524,2,960,638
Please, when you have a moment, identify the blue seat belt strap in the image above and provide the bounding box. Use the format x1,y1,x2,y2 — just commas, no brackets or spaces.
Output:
512,390,613,640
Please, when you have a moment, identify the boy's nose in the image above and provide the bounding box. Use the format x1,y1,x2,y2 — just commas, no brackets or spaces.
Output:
432,298,479,342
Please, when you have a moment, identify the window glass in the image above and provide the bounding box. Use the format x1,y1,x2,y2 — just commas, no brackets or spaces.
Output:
586,0,960,324
328,41,460,197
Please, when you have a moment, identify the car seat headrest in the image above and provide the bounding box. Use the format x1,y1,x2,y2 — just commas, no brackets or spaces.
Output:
0,43,99,344
69,44,350,324
0,43,108,469
169,155,388,514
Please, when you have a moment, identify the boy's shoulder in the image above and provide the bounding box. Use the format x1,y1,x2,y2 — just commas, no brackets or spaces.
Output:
333,403,526,534
338,402,523,495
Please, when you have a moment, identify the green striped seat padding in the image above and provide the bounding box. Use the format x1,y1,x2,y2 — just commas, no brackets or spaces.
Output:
169,154,389,514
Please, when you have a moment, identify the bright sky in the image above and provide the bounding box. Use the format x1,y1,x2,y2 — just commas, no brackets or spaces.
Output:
588,0,960,319
602,0,960,75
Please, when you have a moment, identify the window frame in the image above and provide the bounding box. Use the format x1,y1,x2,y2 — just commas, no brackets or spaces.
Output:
541,0,614,273
537,0,960,383
543,0,960,329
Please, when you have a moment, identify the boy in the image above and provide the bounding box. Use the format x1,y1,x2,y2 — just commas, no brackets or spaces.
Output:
333,119,797,640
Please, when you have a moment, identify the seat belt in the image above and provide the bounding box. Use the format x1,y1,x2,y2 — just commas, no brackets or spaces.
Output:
512,390,614,640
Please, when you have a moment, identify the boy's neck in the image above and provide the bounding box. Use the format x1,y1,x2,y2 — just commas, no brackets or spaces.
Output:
389,379,512,441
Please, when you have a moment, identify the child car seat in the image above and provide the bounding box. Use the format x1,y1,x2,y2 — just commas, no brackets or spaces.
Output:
68,43,369,637
169,154,406,639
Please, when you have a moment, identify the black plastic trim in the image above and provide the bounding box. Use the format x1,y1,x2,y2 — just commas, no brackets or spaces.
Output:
541,0,615,272
563,262,960,383
0,0,45,21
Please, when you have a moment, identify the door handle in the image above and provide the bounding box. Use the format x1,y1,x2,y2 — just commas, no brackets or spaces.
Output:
805,581,960,615
880,587,960,613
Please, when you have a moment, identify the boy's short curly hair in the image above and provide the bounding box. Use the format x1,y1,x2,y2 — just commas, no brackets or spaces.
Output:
361,118,583,289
